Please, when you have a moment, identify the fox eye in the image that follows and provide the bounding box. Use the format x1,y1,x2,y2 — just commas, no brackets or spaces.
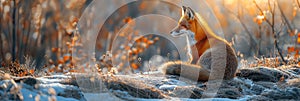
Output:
181,25,188,29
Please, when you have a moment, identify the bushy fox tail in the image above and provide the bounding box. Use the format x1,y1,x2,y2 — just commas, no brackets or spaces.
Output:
159,61,210,81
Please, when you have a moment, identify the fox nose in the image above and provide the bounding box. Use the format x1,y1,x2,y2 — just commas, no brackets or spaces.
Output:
170,31,178,34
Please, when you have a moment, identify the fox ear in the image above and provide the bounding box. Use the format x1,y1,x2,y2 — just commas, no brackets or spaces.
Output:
182,6,195,20
181,6,187,16
186,7,195,20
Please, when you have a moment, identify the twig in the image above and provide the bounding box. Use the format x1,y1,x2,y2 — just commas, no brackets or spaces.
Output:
15,1,21,63
0,2,4,61
0,32,3,61
223,0,258,55
12,0,17,62
19,1,25,63
24,3,32,56
273,1,287,64
253,0,272,27
253,0,287,64
277,0,293,32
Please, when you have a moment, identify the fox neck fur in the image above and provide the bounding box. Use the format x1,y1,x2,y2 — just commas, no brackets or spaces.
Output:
190,12,229,57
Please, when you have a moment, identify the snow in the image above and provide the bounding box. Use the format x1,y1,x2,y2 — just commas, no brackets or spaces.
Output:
37,75,71,84
0,74,85,101
2,65,300,101
111,97,247,101
158,84,177,90
0,77,261,101
82,93,121,101
21,88,78,101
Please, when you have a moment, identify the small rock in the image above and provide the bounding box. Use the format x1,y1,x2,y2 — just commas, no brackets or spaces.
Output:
57,89,84,100
250,84,265,95
170,86,204,98
23,77,38,87
286,78,300,88
288,68,300,75
3,73,11,80
236,67,289,82
48,88,56,95
253,81,275,89
216,88,242,99
261,87,300,100
35,94,40,101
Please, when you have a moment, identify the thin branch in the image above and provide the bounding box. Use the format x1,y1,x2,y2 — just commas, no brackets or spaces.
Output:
225,1,255,41
253,0,273,27
24,4,32,56
0,1,4,61
12,0,17,62
273,1,287,64
277,0,293,32
223,1,258,54
0,30,3,61
6,5,12,54
19,1,25,63
254,0,287,64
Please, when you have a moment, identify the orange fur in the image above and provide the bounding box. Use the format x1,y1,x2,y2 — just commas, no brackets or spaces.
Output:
164,6,238,81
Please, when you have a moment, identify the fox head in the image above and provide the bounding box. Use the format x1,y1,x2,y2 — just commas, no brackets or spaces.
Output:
170,6,196,37
170,6,207,45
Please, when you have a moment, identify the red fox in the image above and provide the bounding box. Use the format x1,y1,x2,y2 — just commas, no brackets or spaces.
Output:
159,6,238,81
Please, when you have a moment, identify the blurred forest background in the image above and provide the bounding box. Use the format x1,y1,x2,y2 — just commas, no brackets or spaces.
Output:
0,0,300,76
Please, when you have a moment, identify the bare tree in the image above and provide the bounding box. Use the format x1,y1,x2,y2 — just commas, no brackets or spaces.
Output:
253,0,287,64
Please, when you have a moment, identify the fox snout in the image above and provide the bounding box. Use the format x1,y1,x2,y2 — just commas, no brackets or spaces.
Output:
170,27,185,37
170,30,181,37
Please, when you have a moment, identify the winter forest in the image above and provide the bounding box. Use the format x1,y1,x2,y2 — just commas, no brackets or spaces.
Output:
1,0,300,101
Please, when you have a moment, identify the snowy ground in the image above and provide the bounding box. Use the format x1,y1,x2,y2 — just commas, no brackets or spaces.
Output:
1,66,300,101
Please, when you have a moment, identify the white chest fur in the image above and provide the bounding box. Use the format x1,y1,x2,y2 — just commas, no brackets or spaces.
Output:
184,31,197,63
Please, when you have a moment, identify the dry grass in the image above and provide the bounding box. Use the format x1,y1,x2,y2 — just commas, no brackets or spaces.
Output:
239,54,300,69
